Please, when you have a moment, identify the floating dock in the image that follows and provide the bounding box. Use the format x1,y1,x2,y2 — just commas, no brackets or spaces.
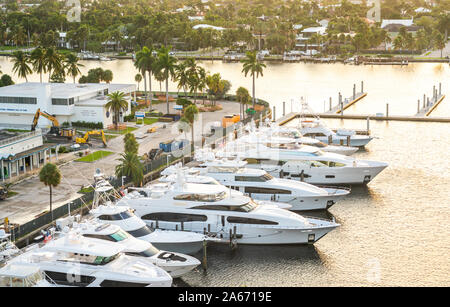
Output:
324,81,367,114
415,83,445,117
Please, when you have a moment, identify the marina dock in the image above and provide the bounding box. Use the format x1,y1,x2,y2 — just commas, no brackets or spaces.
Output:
325,82,367,114
415,83,445,117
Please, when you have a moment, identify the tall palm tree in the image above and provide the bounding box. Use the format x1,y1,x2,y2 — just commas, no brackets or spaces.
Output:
30,47,46,83
135,73,142,91
44,47,63,82
182,104,199,153
39,163,61,224
236,86,250,119
241,51,266,107
115,152,143,186
155,45,177,114
64,53,84,83
135,46,157,109
105,91,129,129
175,60,189,97
11,51,32,82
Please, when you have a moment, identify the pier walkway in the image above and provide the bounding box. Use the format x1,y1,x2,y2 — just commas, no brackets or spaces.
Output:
325,81,367,114
415,83,446,117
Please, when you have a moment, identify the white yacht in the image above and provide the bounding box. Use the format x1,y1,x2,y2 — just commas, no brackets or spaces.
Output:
55,217,200,278
252,124,359,156
299,119,373,147
217,143,388,185
116,180,340,245
0,230,20,263
8,234,172,287
89,204,208,255
160,161,350,211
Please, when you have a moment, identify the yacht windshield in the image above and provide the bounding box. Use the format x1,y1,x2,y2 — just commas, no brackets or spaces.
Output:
126,246,159,258
109,230,129,242
235,173,274,182
93,253,120,265
239,200,259,212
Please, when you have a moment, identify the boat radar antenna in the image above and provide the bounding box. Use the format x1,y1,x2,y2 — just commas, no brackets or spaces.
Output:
298,97,321,127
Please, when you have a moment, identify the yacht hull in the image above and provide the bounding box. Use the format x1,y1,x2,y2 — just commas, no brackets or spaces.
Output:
265,163,388,185
322,146,359,156
158,262,200,278
151,241,204,255
317,136,373,147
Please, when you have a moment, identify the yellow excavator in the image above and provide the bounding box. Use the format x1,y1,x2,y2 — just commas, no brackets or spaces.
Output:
75,130,107,147
31,108,75,140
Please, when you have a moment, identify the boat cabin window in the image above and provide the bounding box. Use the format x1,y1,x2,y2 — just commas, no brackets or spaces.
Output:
44,271,96,287
191,201,258,212
235,173,274,182
125,246,160,258
226,217,278,225
58,252,120,266
100,280,148,287
97,210,134,221
127,226,154,238
174,191,227,202
83,229,129,242
142,212,208,222
303,132,327,138
244,187,292,195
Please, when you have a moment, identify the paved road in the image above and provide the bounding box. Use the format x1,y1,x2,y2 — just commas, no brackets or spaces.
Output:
0,101,241,225
421,41,450,58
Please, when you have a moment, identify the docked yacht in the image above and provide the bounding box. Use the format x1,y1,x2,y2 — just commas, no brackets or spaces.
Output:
252,124,359,156
0,264,53,287
0,230,20,264
299,119,373,147
160,161,350,211
8,234,172,287
89,204,208,255
216,143,388,185
116,180,340,245
55,217,200,278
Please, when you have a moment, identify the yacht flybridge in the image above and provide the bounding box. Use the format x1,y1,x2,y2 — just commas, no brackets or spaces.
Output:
216,143,388,185
8,234,172,287
116,181,340,245
160,160,350,211
55,217,200,278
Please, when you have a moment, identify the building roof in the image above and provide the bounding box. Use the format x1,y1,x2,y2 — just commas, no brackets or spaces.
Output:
193,24,225,31
381,19,414,29
0,83,135,99
301,26,327,35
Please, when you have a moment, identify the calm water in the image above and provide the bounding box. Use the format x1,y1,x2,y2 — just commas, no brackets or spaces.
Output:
0,58,448,116
180,118,450,287
0,57,449,286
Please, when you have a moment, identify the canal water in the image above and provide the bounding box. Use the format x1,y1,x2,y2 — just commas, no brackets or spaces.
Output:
0,57,448,286
180,118,450,287
0,58,448,116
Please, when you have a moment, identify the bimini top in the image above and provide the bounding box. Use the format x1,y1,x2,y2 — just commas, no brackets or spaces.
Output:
0,264,41,279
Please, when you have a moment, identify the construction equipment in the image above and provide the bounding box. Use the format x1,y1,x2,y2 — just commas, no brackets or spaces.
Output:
31,108,75,140
75,130,107,147
147,127,157,134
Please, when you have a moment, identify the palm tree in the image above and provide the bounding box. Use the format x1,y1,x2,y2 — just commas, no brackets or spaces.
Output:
236,87,251,119
433,31,446,58
124,132,139,154
155,45,177,114
182,104,199,153
135,46,157,109
11,51,32,82
105,91,129,129
154,69,165,94
115,152,143,186
30,47,46,83
241,51,266,107
39,163,61,224
44,47,63,82
175,61,189,97
64,53,84,83
135,73,142,91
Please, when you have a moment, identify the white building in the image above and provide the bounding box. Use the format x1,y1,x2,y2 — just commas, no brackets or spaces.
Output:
381,19,414,29
0,83,136,130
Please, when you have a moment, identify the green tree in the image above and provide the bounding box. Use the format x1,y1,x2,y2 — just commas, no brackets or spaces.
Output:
103,69,113,83
44,47,63,82
0,74,14,87
241,51,266,107
115,152,143,186
181,104,199,153
11,51,32,82
236,87,251,119
64,53,84,83
30,47,46,83
135,46,157,109
433,31,446,58
155,45,177,114
105,91,128,129
124,132,139,154
175,60,189,97
39,163,61,223
135,73,142,91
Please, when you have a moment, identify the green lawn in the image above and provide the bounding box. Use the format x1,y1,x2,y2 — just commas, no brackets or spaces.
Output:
76,150,114,162
134,118,159,125
104,127,138,135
